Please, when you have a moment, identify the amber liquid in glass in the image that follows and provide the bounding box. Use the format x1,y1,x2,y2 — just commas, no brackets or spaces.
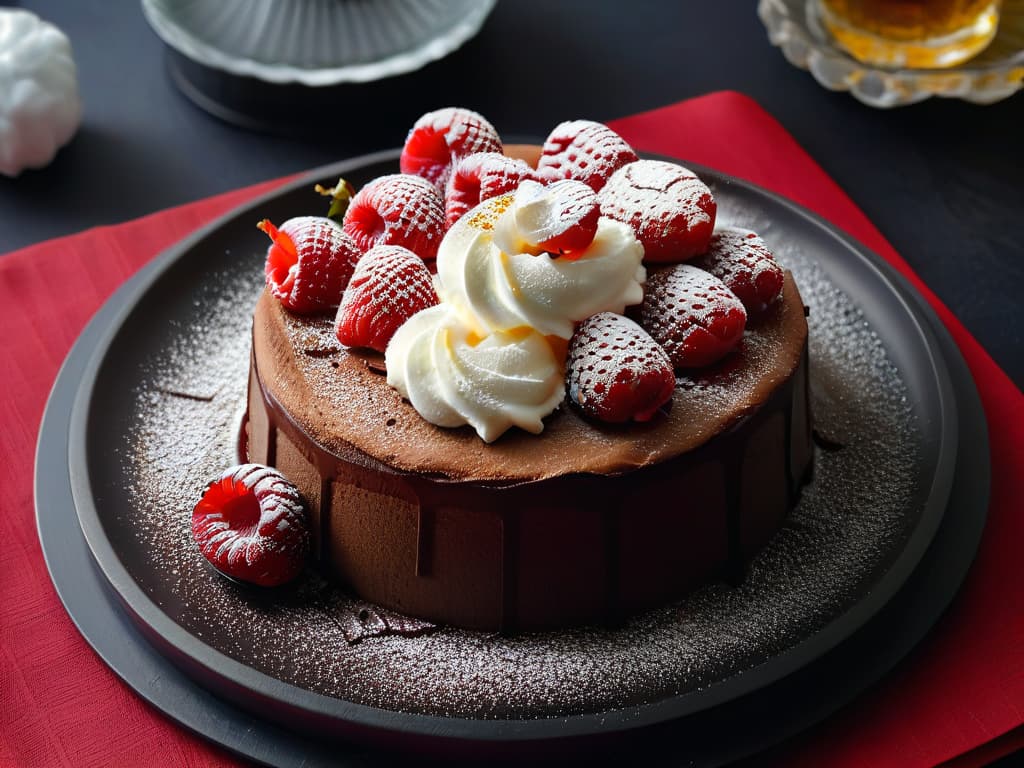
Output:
818,0,1002,67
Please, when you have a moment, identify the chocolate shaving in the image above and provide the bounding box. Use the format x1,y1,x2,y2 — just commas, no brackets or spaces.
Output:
348,349,388,374
155,387,216,402
334,600,437,645
312,585,437,645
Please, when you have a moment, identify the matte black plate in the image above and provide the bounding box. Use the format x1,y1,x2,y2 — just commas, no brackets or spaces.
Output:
37,151,989,764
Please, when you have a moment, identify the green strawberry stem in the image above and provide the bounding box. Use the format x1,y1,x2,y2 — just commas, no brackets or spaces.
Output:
316,177,355,223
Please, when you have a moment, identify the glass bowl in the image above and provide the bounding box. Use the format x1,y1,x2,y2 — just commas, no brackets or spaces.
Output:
141,0,497,85
758,0,1024,107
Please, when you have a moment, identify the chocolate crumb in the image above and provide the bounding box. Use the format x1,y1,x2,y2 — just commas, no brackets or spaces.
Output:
303,347,337,358
349,349,388,374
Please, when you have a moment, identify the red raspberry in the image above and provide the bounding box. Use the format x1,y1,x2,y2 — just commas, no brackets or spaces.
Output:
258,216,361,314
191,464,309,587
335,245,439,352
445,152,535,229
566,312,675,423
342,174,446,260
693,227,784,314
599,160,716,263
508,179,600,258
535,120,638,193
641,264,747,369
400,107,503,190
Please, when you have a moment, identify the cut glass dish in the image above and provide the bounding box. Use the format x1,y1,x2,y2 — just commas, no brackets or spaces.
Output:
759,0,1024,107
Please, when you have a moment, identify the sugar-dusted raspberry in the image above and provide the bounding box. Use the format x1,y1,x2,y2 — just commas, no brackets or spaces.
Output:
693,227,784,314
599,160,716,263
535,120,638,193
499,179,600,258
641,264,747,369
335,245,439,352
400,107,503,190
445,152,535,229
342,174,446,260
191,464,309,587
258,216,361,314
566,312,675,423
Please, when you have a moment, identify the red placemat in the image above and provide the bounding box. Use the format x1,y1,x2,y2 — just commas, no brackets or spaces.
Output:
1,91,1021,767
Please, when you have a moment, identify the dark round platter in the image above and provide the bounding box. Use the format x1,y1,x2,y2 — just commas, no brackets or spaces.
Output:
36,150,989,765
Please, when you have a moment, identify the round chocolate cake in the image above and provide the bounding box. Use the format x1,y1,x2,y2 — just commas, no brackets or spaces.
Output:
236,113,814,632
245,271,811,632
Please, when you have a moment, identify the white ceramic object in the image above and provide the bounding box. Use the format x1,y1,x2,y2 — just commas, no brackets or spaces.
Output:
140,0,498,85
759,0,1024,107
0,9,82,177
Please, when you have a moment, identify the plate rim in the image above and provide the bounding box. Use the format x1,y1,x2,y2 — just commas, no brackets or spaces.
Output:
63,150,963,747
35,263,990,765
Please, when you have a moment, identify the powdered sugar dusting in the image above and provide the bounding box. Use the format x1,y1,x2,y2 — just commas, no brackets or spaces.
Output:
342,174,446,260
116,219,920,721
445,152,535,229
599,160,716,261
266,216,360,314
641,264,748,369
400,107,503,189
566,311,674,422
695,226,785,313
335,245,438,353
430,107,502,161
510,179,600,248
536,120,638,192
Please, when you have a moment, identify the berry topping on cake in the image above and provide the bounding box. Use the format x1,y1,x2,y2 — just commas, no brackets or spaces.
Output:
400,107,503,190
495,179,600,258
536,120,639,192
692,227,785,314
566,311,675,423
641,264,747,368
445,152,535,229
342,174,446,260
258,216,361,314
599,160,716,263
335,245,439,352
191,464,309,587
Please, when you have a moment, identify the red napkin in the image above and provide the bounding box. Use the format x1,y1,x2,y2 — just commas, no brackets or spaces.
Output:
1,91,1021,767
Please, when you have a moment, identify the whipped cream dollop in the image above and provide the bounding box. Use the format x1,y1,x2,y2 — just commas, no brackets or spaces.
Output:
438,192,645,339
387,185,646,442
386,304,565,443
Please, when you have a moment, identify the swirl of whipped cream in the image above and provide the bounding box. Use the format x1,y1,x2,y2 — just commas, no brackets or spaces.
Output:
436,190,646,339
386,181,646,441
386,304,565,443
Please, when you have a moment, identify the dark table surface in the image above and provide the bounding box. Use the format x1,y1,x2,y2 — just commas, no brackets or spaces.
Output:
3,1,1022,389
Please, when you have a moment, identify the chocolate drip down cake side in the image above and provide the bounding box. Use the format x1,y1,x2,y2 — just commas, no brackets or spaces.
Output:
193,108,813,634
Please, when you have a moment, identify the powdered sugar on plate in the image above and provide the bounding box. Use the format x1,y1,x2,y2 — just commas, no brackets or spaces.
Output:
115,227,920,720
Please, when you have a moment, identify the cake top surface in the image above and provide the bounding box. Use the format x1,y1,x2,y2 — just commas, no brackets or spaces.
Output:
251,111,806,480
252,271,806,483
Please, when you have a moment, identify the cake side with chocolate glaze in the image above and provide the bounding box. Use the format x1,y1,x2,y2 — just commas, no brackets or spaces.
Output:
246,271,811,632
